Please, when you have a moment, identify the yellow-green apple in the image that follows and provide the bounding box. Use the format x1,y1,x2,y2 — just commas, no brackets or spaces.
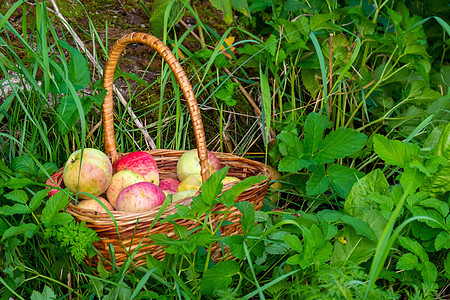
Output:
177,174,202,192
116,182,166,212
172,189,198,202
77,196,114,213
106,170,146,208
115,151,159,185
159,178,180,195
177,149,221,181
63,148,113,199
222,176,240,185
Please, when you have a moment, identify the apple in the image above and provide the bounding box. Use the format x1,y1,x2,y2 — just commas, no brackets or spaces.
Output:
106,170,146,208
115,151,159,185
116,181,166,212
63,148,113,199
172,189,198,202
222,176,240,185
159,178,180,195
177,174,202,192
77,196,114,213
177,149,221,182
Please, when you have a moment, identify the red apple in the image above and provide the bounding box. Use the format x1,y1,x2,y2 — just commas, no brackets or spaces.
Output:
115,151,159,185
177,149,221,181
159,178,180,195
63,148,113,199
106,170,146,208
116,181,166,212
77,196,114,213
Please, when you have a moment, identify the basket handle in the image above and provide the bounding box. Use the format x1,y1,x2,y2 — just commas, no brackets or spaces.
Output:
102,32,210,182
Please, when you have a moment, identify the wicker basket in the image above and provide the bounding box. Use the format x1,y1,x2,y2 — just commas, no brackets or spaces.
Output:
65,32,271,268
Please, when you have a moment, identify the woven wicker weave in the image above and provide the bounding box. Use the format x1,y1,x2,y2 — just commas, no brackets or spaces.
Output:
66,32,271,268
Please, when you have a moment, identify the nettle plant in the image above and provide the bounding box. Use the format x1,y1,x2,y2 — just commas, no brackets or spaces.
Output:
270,112,367,202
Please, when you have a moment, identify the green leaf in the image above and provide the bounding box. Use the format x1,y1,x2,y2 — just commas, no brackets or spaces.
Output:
234,201,254,234
327,164,363,199
56,94,93,135
11,155,35,178
199,167,228,206
340,215,377,241
231,0,251,17
373,134,420,168
396,253,419,271
30,189,48,211
0,204,31,215
344,169,390,217
311,128,367,164
220,175,265,207
281,234,303,253
445,253,450,280
400,168,425,194
57,40,90,91
215,81,239,106
421,261,438,288
30,286,56,300
278,156,311,173
435,231,450,250
224,235,246,259
4,190,28,204
36,162,59,183
210,0,233,24
398,236,428,263
201,260,240,295
330,225,376,265
1,223,37,242
41,189,71,226
306,165,328,195
304,112,330,154
418,198,449,217
4,177,36,189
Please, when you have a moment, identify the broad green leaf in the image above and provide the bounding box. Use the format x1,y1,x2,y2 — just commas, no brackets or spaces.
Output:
220,175,265,207
1,223,37,242
30,189,48,211
301,69,321,97
150,0,185,38
281,234,303,253
11,155,35,178
360,209,387,241
0,204,31,215
4,190,28,204
0,219,7,235
327,164,364,199
224,234,245,259
278,156,311,173
231,0,251,17
396,253,419,271
201,260,240,295
311,128,367,164
398,236,428,263
400,168,424,195
57,39,90,91
306,165,328,195
344,169,390,216
340,215,377,241
421,261,438,288
210,0,233,24
445,253,450,280
41,189,71,226
277,131,304,157
435,231,450,250
330,226,376,265
304,112,329,154
30,286,56,300
198,167,228,206
419,198,449,217
234,201,254,234
56,94,93,135
36,162,59,183
265,231,290,255
49,212,73,226
322,222,338,240
215,81,239,106
5,177,36,189
373,134,420,168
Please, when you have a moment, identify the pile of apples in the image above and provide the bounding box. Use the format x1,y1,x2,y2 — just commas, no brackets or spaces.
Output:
61,148,239,213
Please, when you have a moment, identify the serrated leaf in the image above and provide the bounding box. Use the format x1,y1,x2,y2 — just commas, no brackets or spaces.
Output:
435,231,450,250
4,189,28,204
281,234,303,253
419,198,449,217
220,175,265,207
56,94,93,135
58,39,90,91
422,261,438,288
327,164,363,199
30,189,48,211
445,253,450,279
304,112,330,154
373,134,420,168
201,260,240,295
306,165,328,195
224,234,246,259
400,168,425,194
398,236,428,263
311,128,367,164
1,223,37,242
30,286,56,300
215,81,239,106
0,204,31,215
396,253,419,271
199,167,228,206
210,0,233,24
278,156,311,173
5,177,36,189
41,189,71,226
340,215,377,241
37,162,59,183
11,155,36,178
234,201,254,234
